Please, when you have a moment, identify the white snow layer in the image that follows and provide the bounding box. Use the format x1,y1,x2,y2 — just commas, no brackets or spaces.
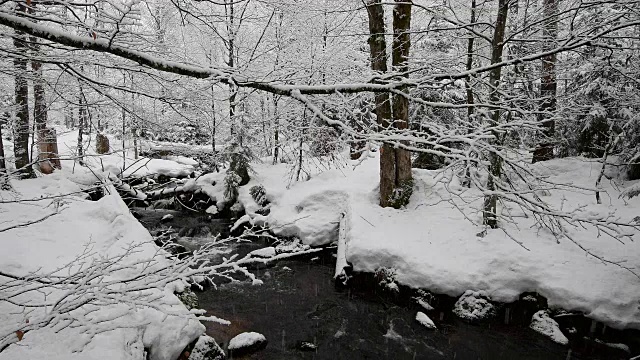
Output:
239,152,640,330
415,312,437,329
228,332,266,350
530,311,569,345
0,174,205,360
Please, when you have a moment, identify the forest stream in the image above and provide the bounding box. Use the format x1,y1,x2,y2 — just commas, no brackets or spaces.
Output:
136,208,634,360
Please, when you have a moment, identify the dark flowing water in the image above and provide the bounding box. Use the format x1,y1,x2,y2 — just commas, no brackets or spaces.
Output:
136,208,632,360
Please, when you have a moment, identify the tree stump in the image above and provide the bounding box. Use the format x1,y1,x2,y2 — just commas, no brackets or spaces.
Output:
532,143,554,164
38,127,61,174
96,133,110,154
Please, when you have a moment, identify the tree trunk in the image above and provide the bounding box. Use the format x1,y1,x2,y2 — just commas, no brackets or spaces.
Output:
463,0,476,188
366,0,396,207
227,0,238,143
13,1,32,178
533,0,557,163
30,4,61,174
121,73,126,170
211,84,216,153
273,96,279,164
0,122,6,171
391,0,413,199
77,87,85,165
130,77,138,159
483,0,509,228
272,12,283,165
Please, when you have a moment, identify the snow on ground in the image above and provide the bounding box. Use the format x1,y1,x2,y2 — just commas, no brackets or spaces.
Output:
53,129,196,179
240,151,640,330
0,135,206,359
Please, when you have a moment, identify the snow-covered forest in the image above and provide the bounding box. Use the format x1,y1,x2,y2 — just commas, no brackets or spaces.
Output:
1,0,640,358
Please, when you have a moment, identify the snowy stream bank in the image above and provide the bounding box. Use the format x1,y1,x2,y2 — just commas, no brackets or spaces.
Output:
0,176,206,360
138,207,639,359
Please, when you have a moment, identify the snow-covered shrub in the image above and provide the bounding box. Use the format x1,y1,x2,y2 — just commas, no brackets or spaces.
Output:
176,288,199,310
375,267,399,293
225,141,253,186
309,126,340,156
155,120,210,145
223,171,242,202
249,184,269,207
388,178,414,209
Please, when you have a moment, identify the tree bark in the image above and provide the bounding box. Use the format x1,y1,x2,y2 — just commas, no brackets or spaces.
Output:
77,86,86,165
0,122,6,171
533,0,558,163
483,0,509,228
462,0,476,188
366,0,396,207
391,0,413,193
273,96,279,164
226,0,238,142
30,3,61,174
13,1,32,178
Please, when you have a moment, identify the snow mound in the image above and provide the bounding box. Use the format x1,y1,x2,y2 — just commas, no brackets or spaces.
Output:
0,174,205,360
415,312,437,329
530,310,569,345
453,290,495,322
268,190,349,246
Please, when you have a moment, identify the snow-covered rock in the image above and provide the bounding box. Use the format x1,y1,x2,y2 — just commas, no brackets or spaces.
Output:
275,238,310,254
296,341,317,351
530,311,569,345
188,335,225,360
414,290,435,311
417,298,434,311
228,332,267,356
205,205,219,215
453,290,495,322
415,312,437,329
